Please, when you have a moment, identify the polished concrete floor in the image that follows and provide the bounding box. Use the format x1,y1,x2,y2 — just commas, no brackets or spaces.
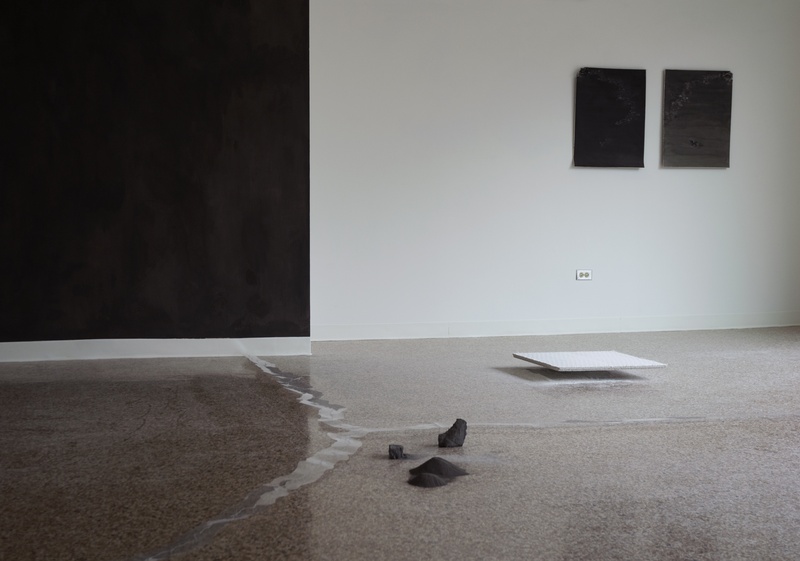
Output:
2,327,800,560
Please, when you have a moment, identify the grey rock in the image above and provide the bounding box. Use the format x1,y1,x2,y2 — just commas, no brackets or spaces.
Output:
388,444,407,459
438,418,467,447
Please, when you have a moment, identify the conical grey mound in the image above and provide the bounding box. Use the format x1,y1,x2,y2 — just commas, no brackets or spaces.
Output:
408,456,468,478
408,473,449,488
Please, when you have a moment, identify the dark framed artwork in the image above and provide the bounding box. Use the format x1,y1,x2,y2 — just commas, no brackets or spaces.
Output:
573,67,646,168
661,70,732,168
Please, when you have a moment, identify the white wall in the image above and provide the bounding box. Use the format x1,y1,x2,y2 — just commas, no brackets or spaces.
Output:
311,0,800,340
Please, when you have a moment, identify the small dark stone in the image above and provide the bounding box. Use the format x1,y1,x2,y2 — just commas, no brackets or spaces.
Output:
389,444,407,459
438,418,467,447
408,473,449,488
409,456,468,478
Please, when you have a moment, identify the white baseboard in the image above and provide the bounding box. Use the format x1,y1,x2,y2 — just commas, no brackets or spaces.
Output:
312,312,800,341
5,311,799,360
0,337,311,362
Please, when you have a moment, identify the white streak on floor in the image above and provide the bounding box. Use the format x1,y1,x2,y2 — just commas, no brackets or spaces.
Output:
134,356,368,561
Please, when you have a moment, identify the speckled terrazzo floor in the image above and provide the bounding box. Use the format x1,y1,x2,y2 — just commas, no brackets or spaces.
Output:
0,358,321,561
2,327,800,560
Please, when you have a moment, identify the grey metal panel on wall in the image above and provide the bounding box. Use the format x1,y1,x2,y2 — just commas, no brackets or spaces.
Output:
0,0,310,341
661,69,733,168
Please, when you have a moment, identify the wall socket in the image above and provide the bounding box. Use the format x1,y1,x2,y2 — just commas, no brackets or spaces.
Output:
576,269,592,281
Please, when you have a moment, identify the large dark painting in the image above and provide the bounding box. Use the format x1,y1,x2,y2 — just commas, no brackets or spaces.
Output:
0,0,310,341
662,70,732,168
574,67,646,168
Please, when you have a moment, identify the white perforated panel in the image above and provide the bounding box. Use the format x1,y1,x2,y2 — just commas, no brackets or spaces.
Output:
512,351,666,371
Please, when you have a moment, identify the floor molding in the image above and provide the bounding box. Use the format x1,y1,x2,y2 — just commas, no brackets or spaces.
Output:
312,313,800,341
0,337,311,362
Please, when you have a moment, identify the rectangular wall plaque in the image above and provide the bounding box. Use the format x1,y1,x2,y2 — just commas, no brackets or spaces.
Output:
574,67,646,168
662,70,733,168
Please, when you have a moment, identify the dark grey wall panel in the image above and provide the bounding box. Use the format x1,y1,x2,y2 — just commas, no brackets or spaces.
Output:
0,0,309,341
662,70,733,168
574,67,646,168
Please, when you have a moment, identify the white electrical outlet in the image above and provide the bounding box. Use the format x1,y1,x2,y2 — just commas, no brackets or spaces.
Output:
576,269,592,280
